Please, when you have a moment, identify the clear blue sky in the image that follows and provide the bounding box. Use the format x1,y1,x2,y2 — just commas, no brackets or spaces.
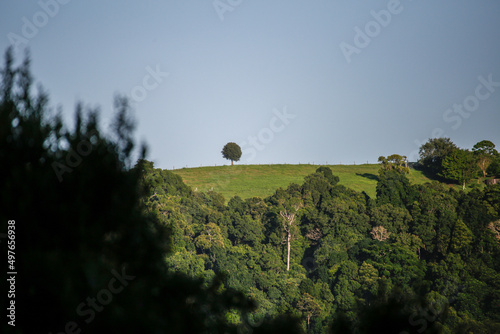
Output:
1,0,499,169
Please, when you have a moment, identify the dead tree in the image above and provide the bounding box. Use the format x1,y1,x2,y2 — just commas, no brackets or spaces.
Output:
280,203,302,271
370,225,391,241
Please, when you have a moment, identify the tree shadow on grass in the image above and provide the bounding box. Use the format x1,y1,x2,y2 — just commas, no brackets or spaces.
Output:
356,173,379,182
409,163,448,183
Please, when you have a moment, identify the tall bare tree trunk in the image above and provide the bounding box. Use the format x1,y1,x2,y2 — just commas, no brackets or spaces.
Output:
287,232,291,271
280,208,299,272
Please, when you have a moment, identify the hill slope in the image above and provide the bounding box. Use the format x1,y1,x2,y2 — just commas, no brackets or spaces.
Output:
172,164,434,200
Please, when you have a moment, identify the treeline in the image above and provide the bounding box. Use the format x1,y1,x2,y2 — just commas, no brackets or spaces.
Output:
417,137,500,189
140,156,500,333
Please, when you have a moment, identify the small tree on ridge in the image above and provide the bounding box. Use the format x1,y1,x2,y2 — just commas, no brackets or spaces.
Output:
222,142,242,166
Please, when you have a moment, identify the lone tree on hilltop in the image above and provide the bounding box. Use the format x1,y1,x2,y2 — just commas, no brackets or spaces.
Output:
222,142,242,165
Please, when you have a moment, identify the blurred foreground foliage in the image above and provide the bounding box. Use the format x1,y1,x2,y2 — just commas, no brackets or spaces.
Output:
0,48,301,333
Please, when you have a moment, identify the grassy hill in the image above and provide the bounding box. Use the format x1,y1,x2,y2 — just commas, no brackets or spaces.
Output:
172,164,435,200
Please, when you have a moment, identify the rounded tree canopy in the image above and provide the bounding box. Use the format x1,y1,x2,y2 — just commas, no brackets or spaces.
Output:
222,142,242,165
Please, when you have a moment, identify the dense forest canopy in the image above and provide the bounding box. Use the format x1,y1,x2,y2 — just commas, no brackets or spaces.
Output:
141,160,500,333
1,49,500,333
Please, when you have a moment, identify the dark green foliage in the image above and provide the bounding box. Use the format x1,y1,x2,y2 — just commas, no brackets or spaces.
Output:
361,243,426,286
487,154,500,177
473,140,498,178
136,159,192,197
376,169,415,208
303,172,333,206
331,285,445,334
222,142,242,165
315,166,340,186
484,184,500,217
371,203,412,234
457,189,494,232
418,137,458,178
227,201,264,246
441,149,478,189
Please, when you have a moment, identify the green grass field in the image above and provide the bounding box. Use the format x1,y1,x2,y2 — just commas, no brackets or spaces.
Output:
172,164,435,200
